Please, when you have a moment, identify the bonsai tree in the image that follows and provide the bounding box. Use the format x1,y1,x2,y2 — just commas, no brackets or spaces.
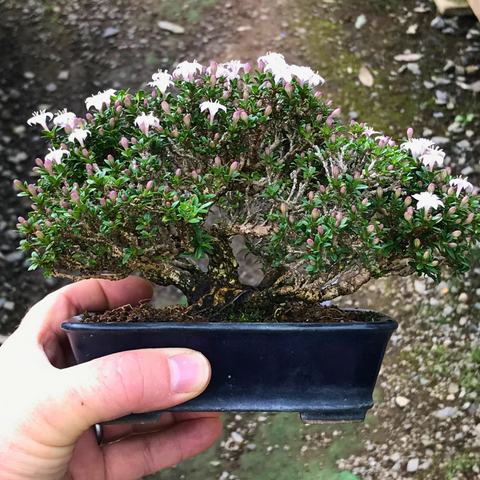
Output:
16,52,480,321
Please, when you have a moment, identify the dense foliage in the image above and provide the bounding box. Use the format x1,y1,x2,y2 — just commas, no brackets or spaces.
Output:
16,53,480,306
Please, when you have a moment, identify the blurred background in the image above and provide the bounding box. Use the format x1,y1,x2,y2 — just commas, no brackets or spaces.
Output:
1,0,480,478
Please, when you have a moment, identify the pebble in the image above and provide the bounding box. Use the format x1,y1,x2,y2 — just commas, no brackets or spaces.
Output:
461,166,474,176
231,432,243,443
443,60,455,72
246,444,256,450
57,70,69,80
422,128,433,137
431,16,446,30
423,80,434,89
414,280,426,294
258,416,267,422
456,140,471,150
158,21,185,34
5,251,23,263
434,407,456,419
421,459,432,470
3,301,14,311
395,396,410,407
103,27,119,38
458,292,468,303
349,111,358,119
459,317,467,326
219,472,229,480
392,461,402,471
431,136,449,145
390,452,401,462
448,383,459,394
466,28,480,40
407,458,419,472
45,83,57,92
435,90,448,105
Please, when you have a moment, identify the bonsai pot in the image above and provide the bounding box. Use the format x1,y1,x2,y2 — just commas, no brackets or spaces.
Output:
62,309,397,425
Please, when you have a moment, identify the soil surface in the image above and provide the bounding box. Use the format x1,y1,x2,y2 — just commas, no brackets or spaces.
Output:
1,0,480,479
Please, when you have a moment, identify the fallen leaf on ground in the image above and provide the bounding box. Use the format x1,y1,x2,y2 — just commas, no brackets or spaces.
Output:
359,66,374,86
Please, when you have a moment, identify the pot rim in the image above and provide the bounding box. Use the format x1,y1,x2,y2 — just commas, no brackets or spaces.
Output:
62,308,398,332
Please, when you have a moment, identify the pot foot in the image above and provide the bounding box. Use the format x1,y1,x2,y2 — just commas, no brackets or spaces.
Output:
300,410,366,424
102,410,163,425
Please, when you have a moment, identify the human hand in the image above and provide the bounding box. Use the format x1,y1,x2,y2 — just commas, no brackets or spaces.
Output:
0,276,223,480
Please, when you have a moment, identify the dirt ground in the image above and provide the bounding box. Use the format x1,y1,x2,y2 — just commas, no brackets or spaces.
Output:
1,0,480,478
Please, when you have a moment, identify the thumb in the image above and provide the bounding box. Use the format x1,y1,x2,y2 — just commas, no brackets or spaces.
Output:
57,348,211,441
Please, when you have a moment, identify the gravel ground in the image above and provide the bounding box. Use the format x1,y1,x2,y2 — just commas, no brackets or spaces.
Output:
1,0,480,478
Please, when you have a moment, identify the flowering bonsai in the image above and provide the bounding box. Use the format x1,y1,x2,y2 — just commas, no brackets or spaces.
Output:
16,52,480,322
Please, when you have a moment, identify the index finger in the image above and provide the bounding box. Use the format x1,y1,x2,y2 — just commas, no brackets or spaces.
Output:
19,276,154,345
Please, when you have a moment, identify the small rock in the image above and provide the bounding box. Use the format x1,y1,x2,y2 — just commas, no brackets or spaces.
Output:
349,111,358,119
456,140,471,150
231,432,243,443
355,14,367,29
395,396,410,408
431,16,446,30
423,80,435,89
24,71,35,80
434,407,456,419
394,52,423,62
45,83,57,92
466,28,480,40
433,112,444,118
431,136,449,145
443,60,455,72
461,166,474,176
158,21,185,34
3,301,14,311
414,280,426,294
13,125,26,136
449,383,459,394
435,77,451,86
246,444,256,450
58,70,70,80
258,416,267,422
446,394,455,401
455,65,466,75
466,65,479,75
392,461,402,471
475,424,480,436
442,26,455,35
421,459,432,470
448,121,464,134
5,251,23,263
407,458,419,472
458,292,469,303
103,27,119,38
9,152,28,164
407,63,421,75
423,128,433,137
390,452,401,462
406,24,418,35
219,472,229,480
210,461,221,466
459,317,467,326
435,90,448,105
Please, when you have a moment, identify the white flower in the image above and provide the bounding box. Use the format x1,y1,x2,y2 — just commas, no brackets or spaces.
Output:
53,109,76,129
27,110,53,130
45,147,70,164
223,60,245,79
401,138,434,160
85,89,116,111
449,176,473,196
258,52,286,65
413,192,444,211
172,60,203,81
290,65,325,86
148,70,173,94
68,128,91,147
200,100,227,124
420,147,445,168
362,126,379,138
134,113,160,136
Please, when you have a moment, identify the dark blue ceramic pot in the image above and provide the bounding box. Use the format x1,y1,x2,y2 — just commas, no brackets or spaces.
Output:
62,309,397,425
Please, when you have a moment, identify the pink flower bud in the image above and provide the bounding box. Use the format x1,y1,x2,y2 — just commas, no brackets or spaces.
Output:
312,208,320,222
331,107,341,117
389,140,396,148
232,111,240,127
28,184,38,198
166,201,171,209
332,166,339,181
366,225,375,235
244,62,251,73
109,117,116,129
280,202,287,217
115,105,123,116
447,242,457,248
407,127,413,140
463,213,474,225
362,198,368,206
351,205,357,214
452,230,462,238
330,133,336,143
210,61,218,76
319,185,326,195
243,89,249,102
427,183,435,194
100,198,107,208
191,171,199,182
353,172,361,181
414,238,421,248
288,215,295,226
222,90,231,101
229,162,239,176
120,137,129,150
240,110,249,124
161,101,171,115
326,100,333,107
256,100,263,109
151,90,158,99
306,238,315,248
257,60,265,73
404,196,412,208
121,194,128,201
377,187,383,199
285,83,293,98
460,196,469,207
326,116,334,127
404,212,412,224
82,149,89,159
316,114,323,123
340,186,346,196
317,225,325,237
13,179,27,192
309,191,315,204
446,206,457,217
215,156,222,168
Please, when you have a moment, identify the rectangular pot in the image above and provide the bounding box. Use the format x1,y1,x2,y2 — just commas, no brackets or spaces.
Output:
62,309,397,424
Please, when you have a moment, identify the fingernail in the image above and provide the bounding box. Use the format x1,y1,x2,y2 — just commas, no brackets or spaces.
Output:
169,353,210,393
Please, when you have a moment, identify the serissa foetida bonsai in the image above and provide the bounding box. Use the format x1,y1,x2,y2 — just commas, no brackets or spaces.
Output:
16,52,479,320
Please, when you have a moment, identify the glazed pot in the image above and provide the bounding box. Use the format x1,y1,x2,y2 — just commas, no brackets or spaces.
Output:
62,309,397,425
